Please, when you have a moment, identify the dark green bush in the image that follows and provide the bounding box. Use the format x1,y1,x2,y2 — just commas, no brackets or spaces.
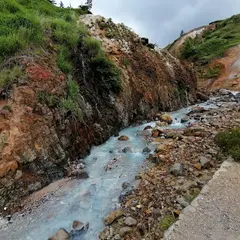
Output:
90,56,122,93
56,46,73,73
215,128,240,161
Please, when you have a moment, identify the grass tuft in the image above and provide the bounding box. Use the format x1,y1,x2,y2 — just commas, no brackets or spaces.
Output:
215,128,240,161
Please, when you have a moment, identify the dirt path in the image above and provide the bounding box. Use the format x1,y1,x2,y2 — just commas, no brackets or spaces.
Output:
165,159,240,240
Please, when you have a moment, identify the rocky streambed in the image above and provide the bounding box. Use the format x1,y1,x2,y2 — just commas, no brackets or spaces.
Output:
0,90,239,240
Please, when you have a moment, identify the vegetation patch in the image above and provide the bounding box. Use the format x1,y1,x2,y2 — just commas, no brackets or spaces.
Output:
159,214,176,231
181,14,240,64
202,63,224,78
215,128,240,161
0,65,25,89
184,188,201,203
60,78,83,121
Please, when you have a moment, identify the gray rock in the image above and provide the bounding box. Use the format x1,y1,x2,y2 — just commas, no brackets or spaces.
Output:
181,116,189,123
142,147,151,153
122,182,130,189
176,197,189,208
200,156,211,169
76,170,89,179
119,227,132,237
143,125,152,131
137,129,152,136
169,163,184,176
72,220,85,231
48,228,71,240
219,89,230,95
124,217,137,226
122,147,133,153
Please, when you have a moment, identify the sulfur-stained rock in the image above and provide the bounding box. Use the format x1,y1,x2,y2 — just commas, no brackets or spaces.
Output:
160,113,173,124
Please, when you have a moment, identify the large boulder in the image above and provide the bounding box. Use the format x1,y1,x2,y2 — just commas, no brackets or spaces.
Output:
48,228,71,240
159,113,173,124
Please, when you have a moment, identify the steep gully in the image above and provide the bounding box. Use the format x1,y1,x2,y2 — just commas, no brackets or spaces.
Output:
0,95,227,240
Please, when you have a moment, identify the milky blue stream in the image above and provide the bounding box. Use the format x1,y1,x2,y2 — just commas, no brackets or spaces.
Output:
0,99,218,240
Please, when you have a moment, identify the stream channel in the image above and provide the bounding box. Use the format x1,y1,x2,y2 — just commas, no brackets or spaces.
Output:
0,98,221,240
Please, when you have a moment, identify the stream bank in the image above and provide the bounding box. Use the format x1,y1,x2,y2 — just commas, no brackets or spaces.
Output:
99,90,240,240
0,90,239,240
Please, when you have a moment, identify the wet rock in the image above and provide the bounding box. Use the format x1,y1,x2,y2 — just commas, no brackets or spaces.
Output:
200,156,211,169
188,106,206,115
156,121,168,127
142,147,151,153
181,116,189,123
48,228,71,240
71,220,89,237
138,129,152,137
73,170,89,179
72,220,85,231
118,135,129,141
176,197,189,208
122,147,133,153
119,227,132,237
169,163,183,176
104,209,124,225
159,113,173,124
124,217,137,226
122,182,130,189
152,129,161,138
143,125,152,131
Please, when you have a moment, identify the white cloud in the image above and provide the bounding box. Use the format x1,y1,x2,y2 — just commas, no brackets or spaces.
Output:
57,0,240,47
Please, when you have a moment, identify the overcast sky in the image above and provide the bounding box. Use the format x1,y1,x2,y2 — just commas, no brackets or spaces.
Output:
58,0,240,47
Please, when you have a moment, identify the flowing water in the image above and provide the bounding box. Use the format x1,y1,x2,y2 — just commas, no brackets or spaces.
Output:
0,98,224,240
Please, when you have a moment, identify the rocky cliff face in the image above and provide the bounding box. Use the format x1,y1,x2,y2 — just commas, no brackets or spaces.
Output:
0,15,196,212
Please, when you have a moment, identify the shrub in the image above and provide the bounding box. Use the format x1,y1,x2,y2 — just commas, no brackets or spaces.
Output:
203,63,223,78
56,46,73,73
159,215,176,231
60,78,83,121
215,128,240,161
181,38,196,59
83,37,104,57
37,91,59,107
0,66,23,89
90,56,122,93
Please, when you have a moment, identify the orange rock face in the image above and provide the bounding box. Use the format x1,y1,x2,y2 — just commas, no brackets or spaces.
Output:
0,161,18,178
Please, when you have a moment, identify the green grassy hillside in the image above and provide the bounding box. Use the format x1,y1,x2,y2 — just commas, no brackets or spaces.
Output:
181,14,240,64
0,0,121,93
